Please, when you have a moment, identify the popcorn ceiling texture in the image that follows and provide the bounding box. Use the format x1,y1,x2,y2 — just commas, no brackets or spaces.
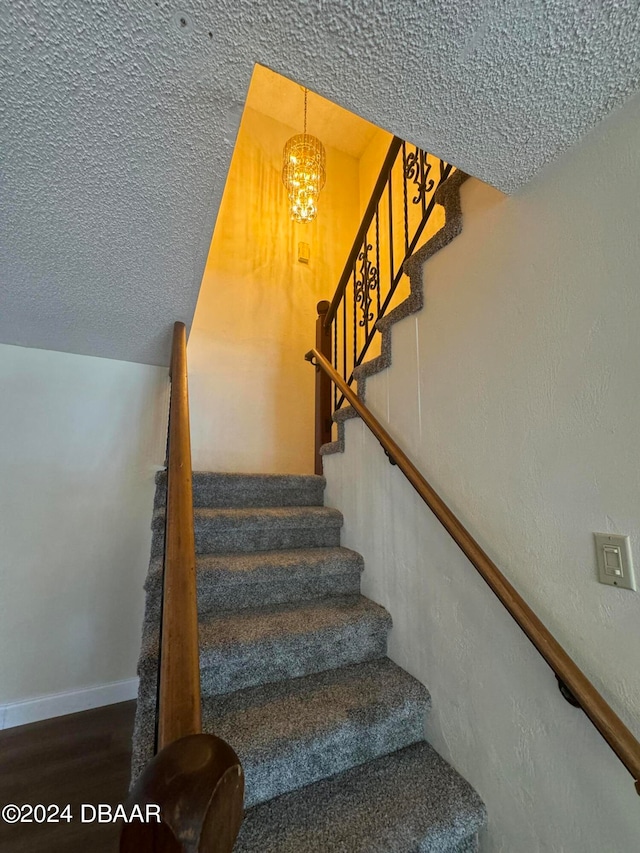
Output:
2,1,640,364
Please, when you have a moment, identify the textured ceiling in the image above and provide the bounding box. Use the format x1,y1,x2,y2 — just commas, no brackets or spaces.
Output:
2,1,640,366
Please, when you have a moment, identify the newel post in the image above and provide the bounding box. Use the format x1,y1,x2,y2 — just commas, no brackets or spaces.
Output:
314,300,332,475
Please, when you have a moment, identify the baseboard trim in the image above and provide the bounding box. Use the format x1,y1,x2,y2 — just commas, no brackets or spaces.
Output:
0,677,139,730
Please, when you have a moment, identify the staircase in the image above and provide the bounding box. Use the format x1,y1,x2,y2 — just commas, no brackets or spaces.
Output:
132,471,486,851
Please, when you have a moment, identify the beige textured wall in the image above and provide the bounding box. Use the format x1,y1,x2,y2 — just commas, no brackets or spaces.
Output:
188,106,361,474
0,344,167,711
324,92,640,851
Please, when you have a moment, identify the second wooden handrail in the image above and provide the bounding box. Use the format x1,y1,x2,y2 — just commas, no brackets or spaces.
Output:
306,346,640,795
159,321,201,748
122,322,245,852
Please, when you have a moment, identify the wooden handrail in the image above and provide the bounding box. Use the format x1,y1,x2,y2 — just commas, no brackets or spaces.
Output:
122,322,244,852
306,347,640,795
159,321,201,748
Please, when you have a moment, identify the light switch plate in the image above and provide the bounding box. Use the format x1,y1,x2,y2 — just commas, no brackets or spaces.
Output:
594,533,636,590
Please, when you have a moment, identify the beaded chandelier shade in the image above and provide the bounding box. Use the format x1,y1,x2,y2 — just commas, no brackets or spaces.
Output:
282,88,326,223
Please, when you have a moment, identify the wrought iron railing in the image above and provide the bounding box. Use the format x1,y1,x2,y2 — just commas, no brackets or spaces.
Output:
324,136,453,412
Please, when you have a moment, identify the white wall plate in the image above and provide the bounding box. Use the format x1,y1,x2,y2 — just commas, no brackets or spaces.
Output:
594,533,636,591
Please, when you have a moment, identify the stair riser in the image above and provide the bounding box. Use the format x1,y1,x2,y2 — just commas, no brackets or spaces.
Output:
239,701,427,808
453,837,479,853
145,571,362,613
199,620,388,696
201,572,362,613
234,740,486,853
151,526,341,557
154,473,326,509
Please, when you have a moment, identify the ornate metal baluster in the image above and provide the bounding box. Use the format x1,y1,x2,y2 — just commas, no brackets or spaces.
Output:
402,142,409,255
352,266,357,379
333,311,337,413
388,174,394,303
341,292,346,407
354,233,378,354
375,209,381,320
406,162,452,258
405,145,434,212
355,240,366,341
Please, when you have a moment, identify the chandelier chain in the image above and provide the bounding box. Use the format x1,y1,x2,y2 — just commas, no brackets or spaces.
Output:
304,87,308,135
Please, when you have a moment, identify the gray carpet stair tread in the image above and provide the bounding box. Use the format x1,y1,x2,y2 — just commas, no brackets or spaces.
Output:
196,545,361,579
202,658,431,807
154,471,326,508
198,595,389,652
153,505,343,530
137,596,391,698
144,547,364,611
194,596,391,696
132,597,391,781
234,741,486,853
151,506,343,555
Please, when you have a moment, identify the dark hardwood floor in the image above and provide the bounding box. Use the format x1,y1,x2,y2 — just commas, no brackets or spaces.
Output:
0,701,136,853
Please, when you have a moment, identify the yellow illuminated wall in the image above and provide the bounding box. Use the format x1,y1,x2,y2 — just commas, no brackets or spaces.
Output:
187,67,451,474
188,104,362,473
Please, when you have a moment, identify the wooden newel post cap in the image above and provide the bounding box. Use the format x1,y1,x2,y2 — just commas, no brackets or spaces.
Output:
317,300,330,316
121,734,244,853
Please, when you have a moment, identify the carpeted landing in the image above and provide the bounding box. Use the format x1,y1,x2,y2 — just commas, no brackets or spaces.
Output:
132,472,486,851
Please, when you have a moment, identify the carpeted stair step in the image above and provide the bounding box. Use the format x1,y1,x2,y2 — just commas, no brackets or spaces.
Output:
133,465,488,845
234,741,486,853
132,595,391,784
145,547,364,613
190,596,390,696
151,506,343,557
202,658,430,808
154,471,326,509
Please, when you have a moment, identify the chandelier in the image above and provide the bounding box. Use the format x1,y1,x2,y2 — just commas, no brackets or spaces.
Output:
282,88,326,223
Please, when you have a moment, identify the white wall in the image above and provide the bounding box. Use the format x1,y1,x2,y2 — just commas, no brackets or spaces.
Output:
324,92,640,851
188,106,361,475
0,344,167,722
